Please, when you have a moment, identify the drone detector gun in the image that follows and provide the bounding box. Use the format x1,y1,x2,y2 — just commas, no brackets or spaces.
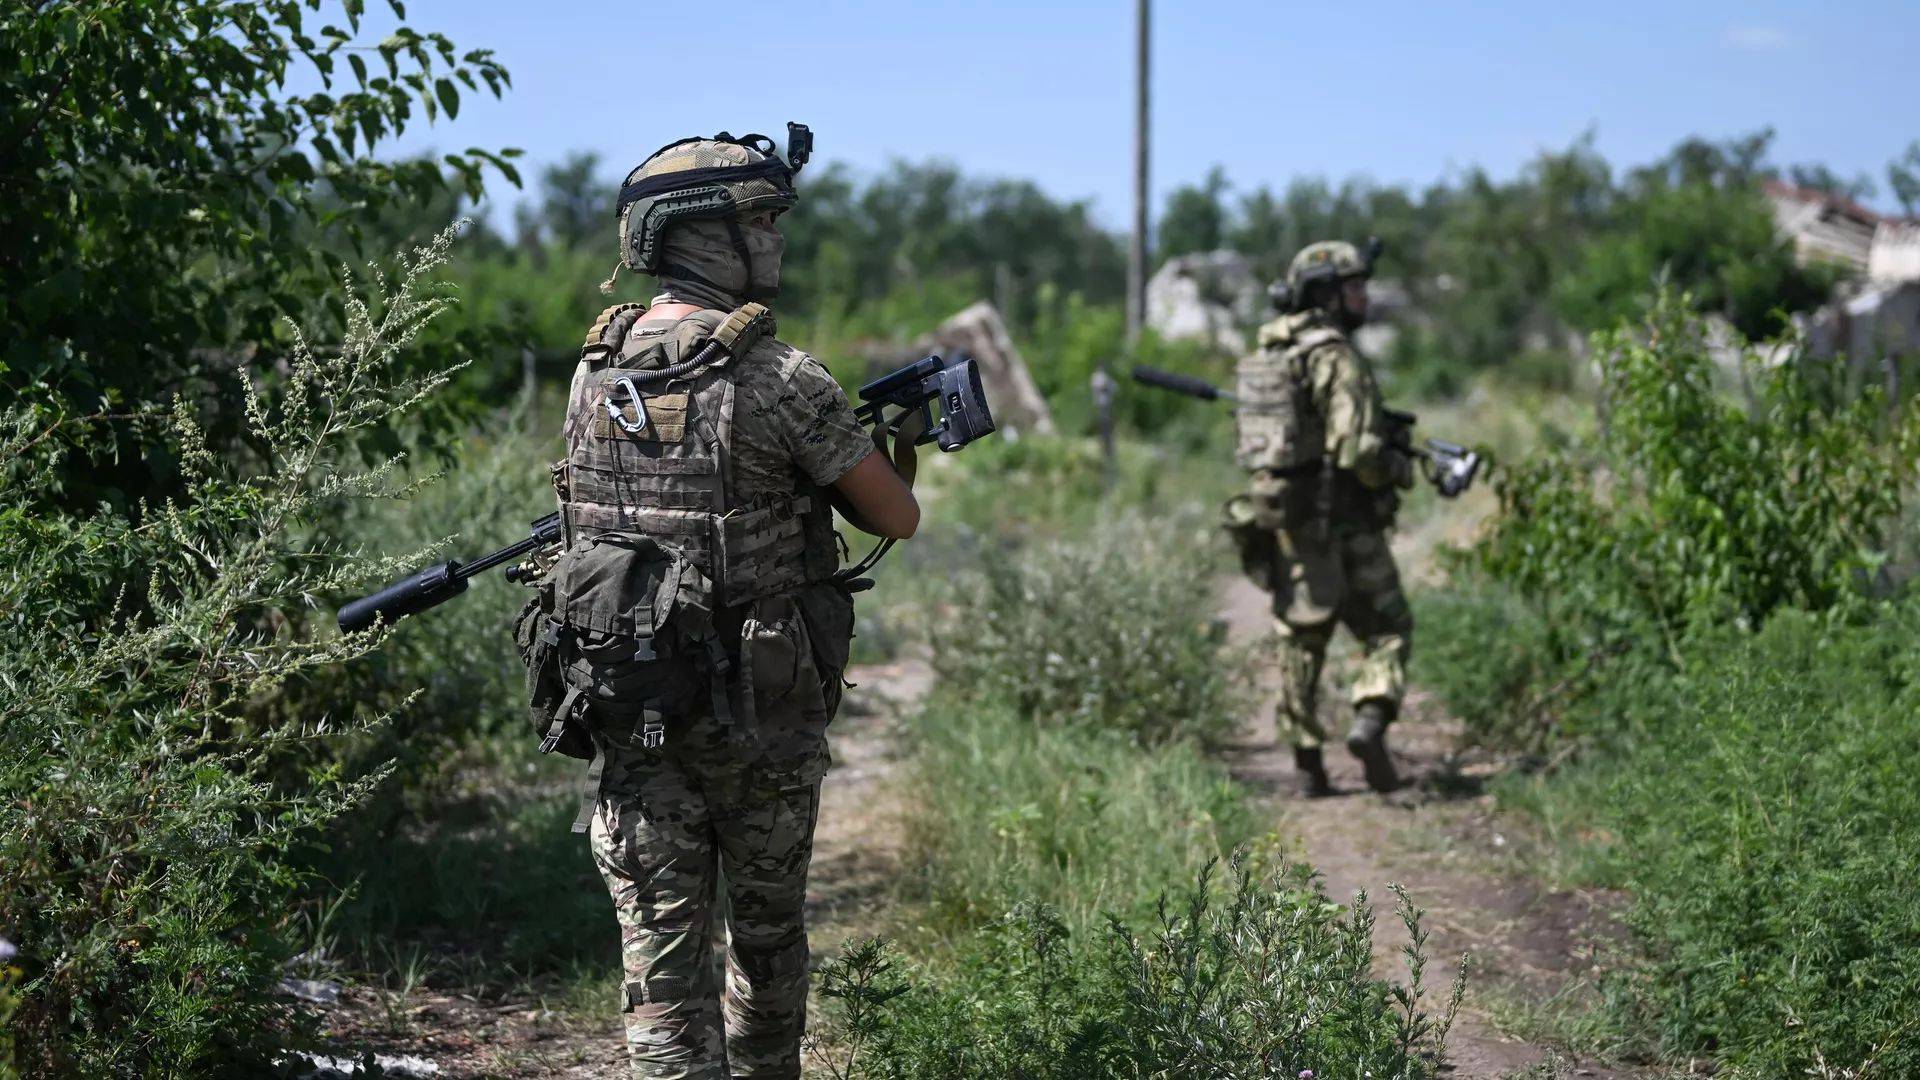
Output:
854,354,996,452
1423,438,1481,498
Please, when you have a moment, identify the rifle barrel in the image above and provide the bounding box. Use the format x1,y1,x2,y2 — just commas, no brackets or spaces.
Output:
1131,365,1235,402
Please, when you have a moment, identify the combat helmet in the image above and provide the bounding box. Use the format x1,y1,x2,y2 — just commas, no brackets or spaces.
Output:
1270,236,1383,312
614,122,813,278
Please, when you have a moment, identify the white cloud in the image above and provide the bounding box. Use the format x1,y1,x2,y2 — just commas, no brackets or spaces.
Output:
1724,25,1791,52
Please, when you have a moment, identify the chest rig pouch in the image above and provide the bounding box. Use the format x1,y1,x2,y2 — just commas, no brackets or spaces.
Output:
524,301,840,830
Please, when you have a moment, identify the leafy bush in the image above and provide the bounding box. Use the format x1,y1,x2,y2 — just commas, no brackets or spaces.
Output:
1425,292,1920,1074
1,0,518,502
817,862,1465,1079
0,232,464,1075
1505,608,1920,1075
930,513,1243,747
1473,292,1918,645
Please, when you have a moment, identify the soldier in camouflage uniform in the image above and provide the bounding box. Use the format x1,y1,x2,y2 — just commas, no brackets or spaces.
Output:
538,128,919,1079
1229,239,1414,795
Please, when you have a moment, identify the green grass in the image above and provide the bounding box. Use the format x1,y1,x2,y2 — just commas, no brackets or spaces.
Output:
897,701,1257,941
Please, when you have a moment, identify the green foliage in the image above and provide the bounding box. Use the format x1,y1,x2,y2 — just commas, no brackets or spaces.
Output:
0,231,466,1075
900,701,1252,937
1159,166,1233,259
0,0,518,500
1473,292,1917,640
930,513,1243,747
817,864,1464,1078
1889,140,1920,218
290,409,559,800
1555,180,1836,340
779,160,1125,331
1156,130,1841,394
1424,286,1920,1075
1497,610,1920,1075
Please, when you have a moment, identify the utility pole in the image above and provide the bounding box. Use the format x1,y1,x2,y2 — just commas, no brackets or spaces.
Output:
1125,0,1150,344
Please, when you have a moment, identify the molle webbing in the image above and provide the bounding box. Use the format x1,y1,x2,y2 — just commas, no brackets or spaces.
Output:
560,303,820,608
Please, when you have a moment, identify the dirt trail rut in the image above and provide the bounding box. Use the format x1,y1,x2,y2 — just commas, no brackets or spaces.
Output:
1220,576,1638,1079
310,610,1638,1077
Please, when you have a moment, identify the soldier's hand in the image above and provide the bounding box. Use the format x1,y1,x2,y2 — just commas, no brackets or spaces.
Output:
1390,447,1417,490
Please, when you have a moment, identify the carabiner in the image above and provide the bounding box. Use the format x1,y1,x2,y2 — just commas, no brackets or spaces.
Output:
604,376,650,434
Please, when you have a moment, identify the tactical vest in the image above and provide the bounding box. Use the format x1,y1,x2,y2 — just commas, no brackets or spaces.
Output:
559,302,834,600
1232,321,1341,476
518,301,844,830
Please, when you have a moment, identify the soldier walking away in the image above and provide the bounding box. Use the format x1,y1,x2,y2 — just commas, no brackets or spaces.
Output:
1225,239,1415,796
519,125,920,1079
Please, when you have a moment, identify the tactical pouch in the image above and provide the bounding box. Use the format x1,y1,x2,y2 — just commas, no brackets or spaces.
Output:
741,595,810,703
545,533,715,734
516,581,592,761
713,498,813,607
1221,493,1281,593
1248,468,1317,532
795,582,856,722
1331,470,1401,532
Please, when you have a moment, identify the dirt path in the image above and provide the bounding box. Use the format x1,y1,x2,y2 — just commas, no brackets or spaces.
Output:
1219,576,1640,1079
295,663,926,1080
305,602,1642,1078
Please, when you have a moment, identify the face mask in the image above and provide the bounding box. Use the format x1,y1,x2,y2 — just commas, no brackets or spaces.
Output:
738,219,785,298
656,217,786,308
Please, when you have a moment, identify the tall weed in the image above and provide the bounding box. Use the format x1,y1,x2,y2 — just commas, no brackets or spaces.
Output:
1504,608,1920,1074
1426,291,1920,1074
0,230,466,1075
1471,290,1917,640
900,702,1252,937
817,862,1465,1079
931,512,1243,747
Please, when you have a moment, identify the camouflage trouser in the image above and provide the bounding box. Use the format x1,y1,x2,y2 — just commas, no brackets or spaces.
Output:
1269,526,1412,749
590,739,821,1080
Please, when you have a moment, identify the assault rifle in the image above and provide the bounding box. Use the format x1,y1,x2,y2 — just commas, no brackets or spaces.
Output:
338,513,563,633
336,354,996,631
1130,365,1480,498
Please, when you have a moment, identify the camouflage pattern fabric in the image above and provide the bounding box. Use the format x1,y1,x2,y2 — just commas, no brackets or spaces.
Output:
652,217,787,312
565,306,872,1077
1238,308,1414,748
1270,525,1411,749
590,709,822,1080
723,334,873,507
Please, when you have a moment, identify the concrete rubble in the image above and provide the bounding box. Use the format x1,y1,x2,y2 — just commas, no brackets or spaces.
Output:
1145,250,1263,352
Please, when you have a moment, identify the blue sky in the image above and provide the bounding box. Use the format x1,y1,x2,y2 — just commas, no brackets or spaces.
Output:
370,0,1918,224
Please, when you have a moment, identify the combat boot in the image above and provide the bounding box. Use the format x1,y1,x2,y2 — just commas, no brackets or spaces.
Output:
1346,700,1400,793
1292,746,1332,798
